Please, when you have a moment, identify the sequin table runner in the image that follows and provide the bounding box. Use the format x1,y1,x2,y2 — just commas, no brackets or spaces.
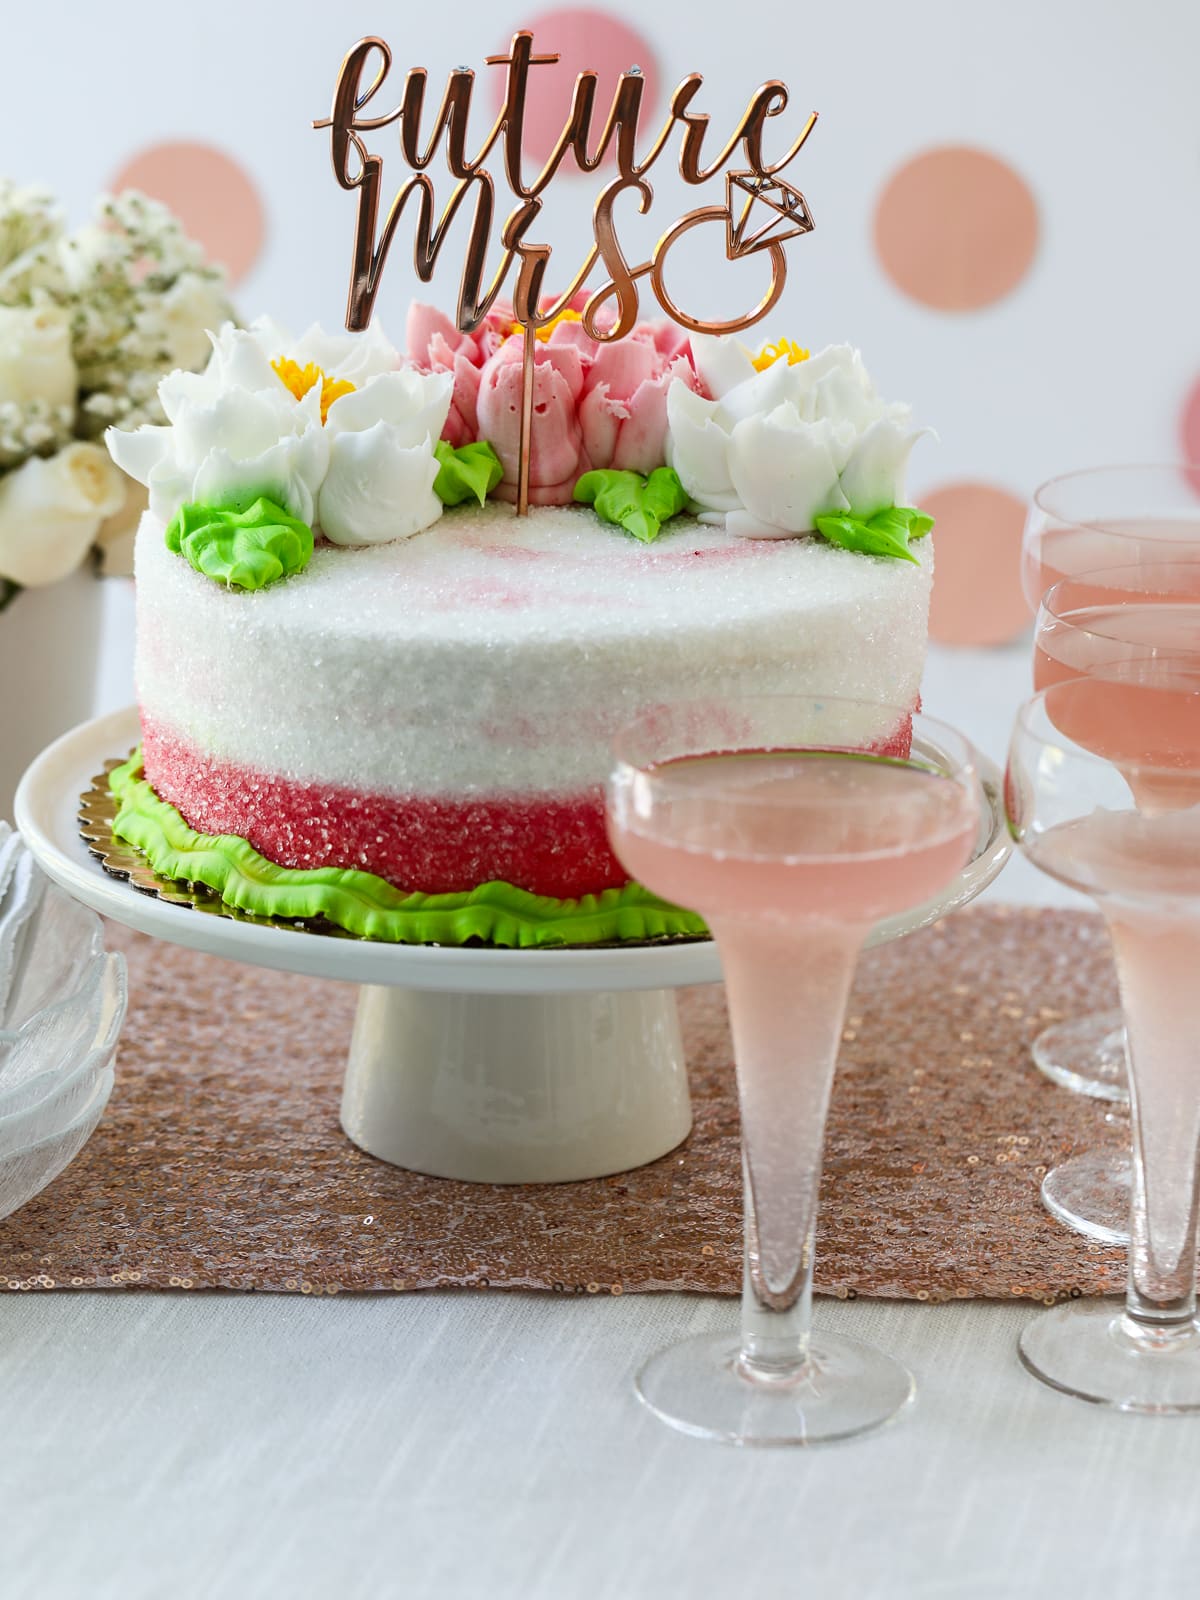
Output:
0,907,1128,1301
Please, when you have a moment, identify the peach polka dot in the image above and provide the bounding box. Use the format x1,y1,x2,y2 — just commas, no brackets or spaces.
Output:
924,482,1031,646
492,10,658,169
1180,376,1200,496
874,147,1038,311
109,142,265,286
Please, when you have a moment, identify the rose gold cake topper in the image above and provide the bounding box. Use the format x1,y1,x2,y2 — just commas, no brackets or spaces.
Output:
315,32,817,513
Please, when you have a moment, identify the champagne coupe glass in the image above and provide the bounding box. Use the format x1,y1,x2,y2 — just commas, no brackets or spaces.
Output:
1008,680,1200,1411
607,695,983,1445
1033,563,1200,1244
1021,465,1200,1101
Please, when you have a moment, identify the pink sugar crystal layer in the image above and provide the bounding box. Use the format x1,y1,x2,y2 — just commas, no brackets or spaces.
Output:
141,714,916,899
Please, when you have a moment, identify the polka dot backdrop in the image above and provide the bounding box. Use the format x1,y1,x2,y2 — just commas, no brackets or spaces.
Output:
492,8,658,167
922,484,1031,648
1180,377,1200,496
873,146,1039,314
108,142,265,287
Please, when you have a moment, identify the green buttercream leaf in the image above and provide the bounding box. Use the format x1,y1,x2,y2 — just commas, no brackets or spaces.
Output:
814,505,934,565
433,439,504,507
574,467,689,544
165,497,314,591
108,753,707,949
0,577,20,615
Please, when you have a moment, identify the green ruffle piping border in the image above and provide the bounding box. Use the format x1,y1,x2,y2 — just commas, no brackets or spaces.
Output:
108,752,708,949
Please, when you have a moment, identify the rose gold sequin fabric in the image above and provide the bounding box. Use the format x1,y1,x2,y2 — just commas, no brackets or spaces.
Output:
0,907,1128,1301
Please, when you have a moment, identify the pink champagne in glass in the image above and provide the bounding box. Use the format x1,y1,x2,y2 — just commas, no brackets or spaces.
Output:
1034,593,1200,810
1021,468,1200,1106
608,700,980,1446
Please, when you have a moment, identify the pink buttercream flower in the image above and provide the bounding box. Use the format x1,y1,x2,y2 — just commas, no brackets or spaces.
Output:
470,309,702,504
405,301,513,449
475,334,593,505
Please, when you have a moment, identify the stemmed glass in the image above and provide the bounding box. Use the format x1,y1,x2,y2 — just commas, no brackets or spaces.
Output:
1021,465,1200,1101
606,695,983,1445
1008,680,1200,1411
1032,563,1200,1243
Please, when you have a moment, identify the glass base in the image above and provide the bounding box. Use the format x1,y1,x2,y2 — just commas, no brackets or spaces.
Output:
634,1330,915,1446
1020,1302,1200,1413
1031,1009,1129,1103
1041,1149,1132,1245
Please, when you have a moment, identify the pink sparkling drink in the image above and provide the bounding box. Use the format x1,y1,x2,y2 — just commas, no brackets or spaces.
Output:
607,727,979,1446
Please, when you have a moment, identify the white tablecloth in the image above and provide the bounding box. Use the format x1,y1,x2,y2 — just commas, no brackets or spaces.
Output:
8,610,1192,1599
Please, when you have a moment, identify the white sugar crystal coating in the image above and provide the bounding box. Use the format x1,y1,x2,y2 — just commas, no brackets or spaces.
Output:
135,503,933,796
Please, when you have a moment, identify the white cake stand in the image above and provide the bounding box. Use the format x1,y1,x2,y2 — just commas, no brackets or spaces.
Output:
15,707,1010,1184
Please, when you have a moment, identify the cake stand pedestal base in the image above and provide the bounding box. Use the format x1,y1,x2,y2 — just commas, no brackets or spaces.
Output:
341,984,692,1183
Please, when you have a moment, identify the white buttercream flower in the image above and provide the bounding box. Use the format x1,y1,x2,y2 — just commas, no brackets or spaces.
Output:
319,369,453,544
669,335,925,538
0,442,125,586
0,304,77,410
104,318,439,541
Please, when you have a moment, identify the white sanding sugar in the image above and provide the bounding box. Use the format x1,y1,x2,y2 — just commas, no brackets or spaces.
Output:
135,503,934,797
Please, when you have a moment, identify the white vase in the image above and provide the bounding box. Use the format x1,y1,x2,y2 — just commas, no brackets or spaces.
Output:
0,566,104,823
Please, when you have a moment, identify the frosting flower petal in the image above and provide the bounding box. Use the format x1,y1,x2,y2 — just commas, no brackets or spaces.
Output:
324,368,452,450
476,341,591,505
666,334,926,540
728,408,854,537
319,422,442,545
664,385,739,512
838,417,927,521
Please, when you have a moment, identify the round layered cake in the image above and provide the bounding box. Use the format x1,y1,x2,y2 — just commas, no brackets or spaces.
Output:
135,500,932,899
107,309,936,944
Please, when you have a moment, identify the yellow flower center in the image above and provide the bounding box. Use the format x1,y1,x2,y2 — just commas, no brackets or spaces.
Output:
271,357,355,424
503,307,586,344
752,338,811,373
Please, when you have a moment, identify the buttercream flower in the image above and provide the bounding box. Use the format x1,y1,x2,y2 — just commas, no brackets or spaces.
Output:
476,335,591,505
319,367,452,544
0,304,77,410
668,335,925,538
0,442,124,586
406,302,513,449
471,312,700,505
106,319,408,527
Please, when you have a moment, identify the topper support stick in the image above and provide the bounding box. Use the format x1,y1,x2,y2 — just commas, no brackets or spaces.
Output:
517,322,535,517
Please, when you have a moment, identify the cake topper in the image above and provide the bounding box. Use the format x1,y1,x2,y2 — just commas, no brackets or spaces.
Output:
315,32,817,513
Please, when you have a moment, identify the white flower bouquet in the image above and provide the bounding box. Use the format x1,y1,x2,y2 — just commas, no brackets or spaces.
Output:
0,182,235,610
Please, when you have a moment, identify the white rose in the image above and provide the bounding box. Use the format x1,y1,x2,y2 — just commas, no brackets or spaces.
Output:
0,304,77,410
0,442,125,587
318,369,452,544
671,334,925,538
150,274,236,374
291,320,400,386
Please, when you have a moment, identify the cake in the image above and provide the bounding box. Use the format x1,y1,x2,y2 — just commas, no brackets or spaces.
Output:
105,305,934,946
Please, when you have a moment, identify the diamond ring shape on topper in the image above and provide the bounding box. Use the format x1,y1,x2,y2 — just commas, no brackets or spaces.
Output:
315,32,818,514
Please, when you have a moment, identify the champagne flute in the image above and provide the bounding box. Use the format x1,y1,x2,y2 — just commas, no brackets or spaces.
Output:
1021,466,1200,1101
1032,564,1200,1242
607,695,983,1445
1008,681,1200,1411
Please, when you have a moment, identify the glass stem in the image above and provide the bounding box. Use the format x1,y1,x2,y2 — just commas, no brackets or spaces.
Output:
711,916,863,1382
1108,909,1200,1342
